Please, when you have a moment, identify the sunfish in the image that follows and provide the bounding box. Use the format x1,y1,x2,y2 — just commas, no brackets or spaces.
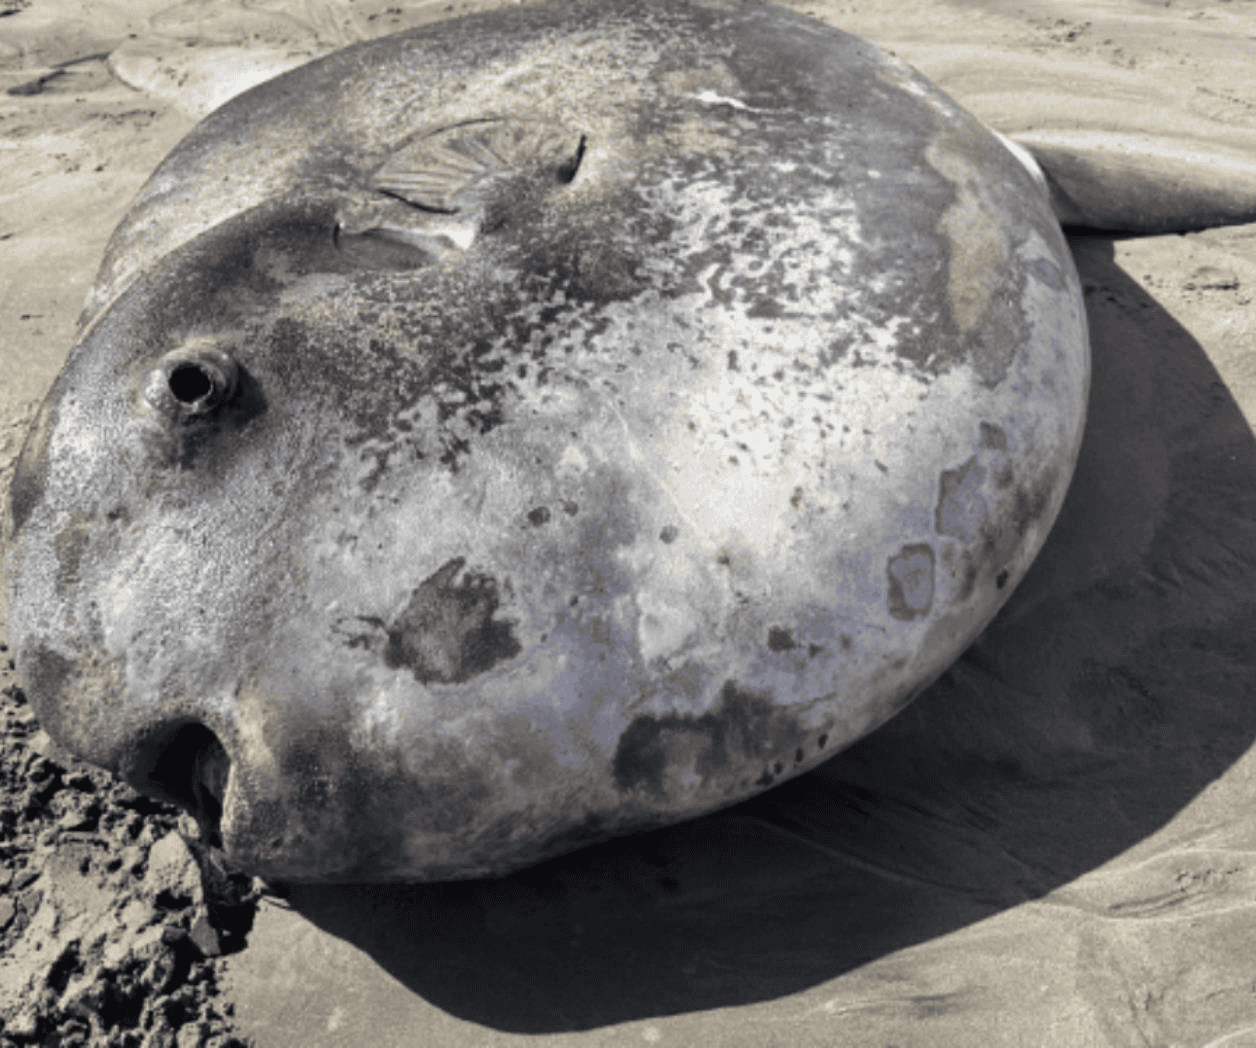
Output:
5,0,1211,882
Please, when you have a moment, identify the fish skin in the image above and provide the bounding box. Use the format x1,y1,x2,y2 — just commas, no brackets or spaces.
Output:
78,0,763,333
7,0,1088,882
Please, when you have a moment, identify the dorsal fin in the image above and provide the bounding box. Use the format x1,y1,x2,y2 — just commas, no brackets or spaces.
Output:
371,117,586,213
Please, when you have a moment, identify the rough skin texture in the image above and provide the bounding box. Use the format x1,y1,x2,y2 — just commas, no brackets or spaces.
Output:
7,0,1089,881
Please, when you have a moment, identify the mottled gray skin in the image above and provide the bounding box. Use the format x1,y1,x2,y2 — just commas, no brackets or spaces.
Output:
7,0,1088,882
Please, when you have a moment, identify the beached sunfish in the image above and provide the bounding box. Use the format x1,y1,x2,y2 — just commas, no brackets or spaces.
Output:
7,0,1093,882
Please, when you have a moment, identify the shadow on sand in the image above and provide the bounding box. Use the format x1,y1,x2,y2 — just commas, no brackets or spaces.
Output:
282,236,1256,1033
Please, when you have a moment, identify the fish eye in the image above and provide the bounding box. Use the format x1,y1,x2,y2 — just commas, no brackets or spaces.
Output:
144,342,239,423
168,362,214,404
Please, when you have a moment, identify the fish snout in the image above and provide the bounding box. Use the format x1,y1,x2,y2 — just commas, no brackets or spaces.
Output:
143,341,240,425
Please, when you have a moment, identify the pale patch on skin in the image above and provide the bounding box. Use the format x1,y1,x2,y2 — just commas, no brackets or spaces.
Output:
616,539,716,669
687,89,762,112
664,66,762,138
349,671,451,770
639,174,863,302
233,685,280,784
335,193,481,253
633,589,705,668
559,444,589,472
926,135,1012,335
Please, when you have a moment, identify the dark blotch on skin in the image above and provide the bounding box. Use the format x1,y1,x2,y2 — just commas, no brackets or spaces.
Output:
334,228,437,271
961,559,979,601
53,515,92,596
1012,470,1056,536
979,422,1008,450
746,298,785,319
563,501,579,516
612,681,799,799
543,237,645,307
1029,256,1065,291
935,456,987,543
767,627,797,652
659,525,679,544
265,723,496,858
527,506,551,526
384,558,520,683
887,543,935,621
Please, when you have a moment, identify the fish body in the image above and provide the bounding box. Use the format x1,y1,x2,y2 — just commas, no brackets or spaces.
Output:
8,0,1088,881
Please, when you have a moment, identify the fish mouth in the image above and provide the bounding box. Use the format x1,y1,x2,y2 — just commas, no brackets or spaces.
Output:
118,719,231,848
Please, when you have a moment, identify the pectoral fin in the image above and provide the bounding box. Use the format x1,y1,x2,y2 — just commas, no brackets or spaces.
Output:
371,117,586,212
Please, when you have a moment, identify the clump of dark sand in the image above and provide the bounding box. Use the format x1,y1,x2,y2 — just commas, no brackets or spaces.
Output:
0,674,259,1048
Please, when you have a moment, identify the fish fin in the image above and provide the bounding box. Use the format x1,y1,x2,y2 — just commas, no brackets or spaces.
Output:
370,117,585,212
1012,132,1256,234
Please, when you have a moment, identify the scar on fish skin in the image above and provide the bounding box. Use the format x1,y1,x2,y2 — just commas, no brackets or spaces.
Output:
351,558,521,683
887,543,935,620
612,680,816,799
